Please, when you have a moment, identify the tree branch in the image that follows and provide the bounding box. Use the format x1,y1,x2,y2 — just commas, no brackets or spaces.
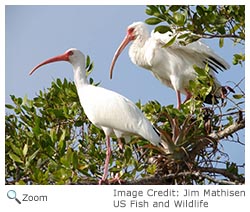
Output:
198,166,244,183
189,117,245,158
209,119,245,140
74,167,244,185
199,33,244,40
74,172,200,185
199,173,238,185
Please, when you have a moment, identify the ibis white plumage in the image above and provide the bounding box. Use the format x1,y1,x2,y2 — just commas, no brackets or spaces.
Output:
29,48,166,184
110,22,230,109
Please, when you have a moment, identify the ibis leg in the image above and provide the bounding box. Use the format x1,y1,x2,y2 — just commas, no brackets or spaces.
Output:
176,90,182,110
184,89,192,103
99,136,111,184
117,138,123,150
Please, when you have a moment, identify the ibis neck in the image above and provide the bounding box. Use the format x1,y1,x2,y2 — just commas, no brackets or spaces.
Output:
73,65,89,88
129,34,151,69
133,31,149,48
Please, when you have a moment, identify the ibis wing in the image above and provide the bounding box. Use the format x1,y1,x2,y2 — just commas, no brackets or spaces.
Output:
151,30,230,72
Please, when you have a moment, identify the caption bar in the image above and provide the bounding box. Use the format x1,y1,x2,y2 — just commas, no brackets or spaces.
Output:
113,188,245,208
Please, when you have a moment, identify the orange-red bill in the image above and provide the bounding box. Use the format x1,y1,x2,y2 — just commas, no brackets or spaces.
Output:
29,53,69,75
109,34,133,79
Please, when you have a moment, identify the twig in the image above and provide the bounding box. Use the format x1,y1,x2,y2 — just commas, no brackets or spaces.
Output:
200,173,238,185
199,33,244,40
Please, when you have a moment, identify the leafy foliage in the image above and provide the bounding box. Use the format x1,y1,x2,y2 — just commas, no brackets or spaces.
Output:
145,5,245,64
5,73,244,184
145,5,245,39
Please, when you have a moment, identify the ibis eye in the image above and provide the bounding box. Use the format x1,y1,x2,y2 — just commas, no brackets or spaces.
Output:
128,27,135,35
68,50,74,56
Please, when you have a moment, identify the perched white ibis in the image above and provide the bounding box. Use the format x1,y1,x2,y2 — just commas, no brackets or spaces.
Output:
110,22,230,109
29,48,167,184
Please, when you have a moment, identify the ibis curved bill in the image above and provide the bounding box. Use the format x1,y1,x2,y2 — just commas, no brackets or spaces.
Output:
30,48,168,184
110,21,230,109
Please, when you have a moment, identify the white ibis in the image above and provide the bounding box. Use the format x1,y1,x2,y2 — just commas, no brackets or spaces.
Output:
29,48,168,184
110,21,230,109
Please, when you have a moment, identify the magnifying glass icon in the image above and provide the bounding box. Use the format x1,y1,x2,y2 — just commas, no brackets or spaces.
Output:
7,190,21,204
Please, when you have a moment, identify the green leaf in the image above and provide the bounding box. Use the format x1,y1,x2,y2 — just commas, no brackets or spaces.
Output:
226,162,238,175
10,143,23,157
146,5,160,14
49,108,65,118
17,97,23,105
6,104,15,109
219,38,224,48
173,12,186,26
196,6,205,16
177,32,190,40
227,116,234,125
154,25,171,34
159,5,166,13
193,65,207,76
216,17,228,24
230,23,240,34
233,94,244,99
162,35,177,48
233,53,245,65
89,78,94,85
145,8,153,15
86,55,91,68
217,26,226,34
145,17,162,25
169,5,180,12
28,149,40,162
147,164,156,175
33,116,41,136
50,128,57,143
124,147,132,163
9,152,23,163
58,129,67,155
56,78,62,87
72,152,78,170
74,120,84,127
23,144,28,157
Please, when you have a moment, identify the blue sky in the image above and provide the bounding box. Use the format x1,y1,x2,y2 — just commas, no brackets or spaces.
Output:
5,6,245,170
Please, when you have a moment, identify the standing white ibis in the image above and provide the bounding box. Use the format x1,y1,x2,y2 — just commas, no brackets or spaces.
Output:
109,21,230,109
29,48,168,184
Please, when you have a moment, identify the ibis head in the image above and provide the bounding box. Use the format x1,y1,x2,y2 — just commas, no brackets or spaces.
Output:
109,22,148,79
29,48,85,75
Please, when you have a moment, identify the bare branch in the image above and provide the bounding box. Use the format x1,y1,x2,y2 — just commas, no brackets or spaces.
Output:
200,173,238,185
199,33,244,40
198,166,244,184
188,116,245,160
209,119,245,140
75,167,243,185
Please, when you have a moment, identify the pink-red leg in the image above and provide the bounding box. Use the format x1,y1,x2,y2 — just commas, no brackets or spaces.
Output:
184,89,192,103
176,89,192,109
176,90,182,110
108,172,125,184
117,138,123,150
99,136,111,185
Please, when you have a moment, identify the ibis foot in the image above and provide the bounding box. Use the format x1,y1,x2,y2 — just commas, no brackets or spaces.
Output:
109,173,125,185
98,178,109,185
